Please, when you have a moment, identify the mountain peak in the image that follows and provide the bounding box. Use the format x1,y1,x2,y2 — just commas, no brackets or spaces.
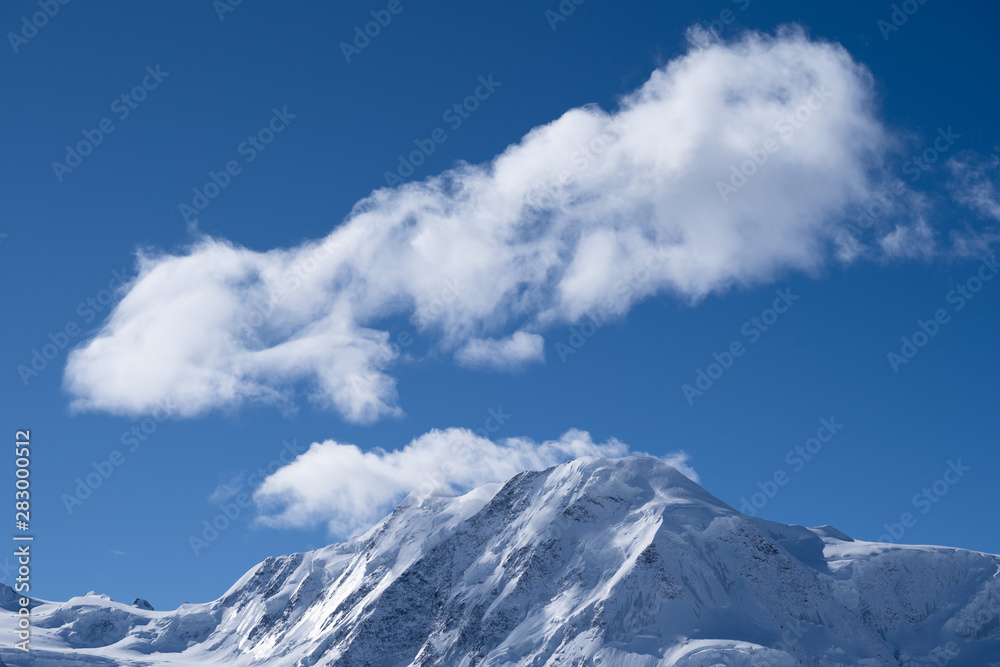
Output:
4,456,999,666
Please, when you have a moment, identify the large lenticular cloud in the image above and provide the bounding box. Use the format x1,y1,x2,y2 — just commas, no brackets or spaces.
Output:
65,27,912,422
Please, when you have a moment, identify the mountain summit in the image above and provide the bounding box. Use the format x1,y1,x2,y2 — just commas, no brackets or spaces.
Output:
4,457,999,665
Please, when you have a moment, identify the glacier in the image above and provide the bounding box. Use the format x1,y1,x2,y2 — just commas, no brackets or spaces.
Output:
2,456,998,665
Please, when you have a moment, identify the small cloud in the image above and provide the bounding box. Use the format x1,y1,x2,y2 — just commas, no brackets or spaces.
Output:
659,451,699,484
879,218,934,259
949,228,1000,258
110,550,128,557
208,473,245,504
949,152,1000,222
947,152,1000,256
455,331,544,371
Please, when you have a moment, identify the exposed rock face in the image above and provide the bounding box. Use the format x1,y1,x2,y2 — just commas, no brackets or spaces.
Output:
2,457,999,665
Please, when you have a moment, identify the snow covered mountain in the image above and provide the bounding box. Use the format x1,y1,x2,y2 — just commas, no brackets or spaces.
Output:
4,456,999,666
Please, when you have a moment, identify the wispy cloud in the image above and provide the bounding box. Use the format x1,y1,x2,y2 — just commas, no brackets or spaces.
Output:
947,152,1000,256
879,217,935,259
253,428,696,536
949,152,1000,222
65,27,906,421
208,473,246,504
455,331,545,371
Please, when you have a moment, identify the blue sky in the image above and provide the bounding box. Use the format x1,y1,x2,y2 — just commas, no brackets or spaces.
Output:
1,0,998,610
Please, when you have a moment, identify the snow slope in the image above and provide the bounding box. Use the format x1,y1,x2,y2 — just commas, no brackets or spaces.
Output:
2,457,999,665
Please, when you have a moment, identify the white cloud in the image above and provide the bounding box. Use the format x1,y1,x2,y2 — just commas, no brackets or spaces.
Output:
455,331,544,370
946,152,1000,257
65,27,900,421
949,153,1000,222
879,218,935,259
208,473,245,504
252,428,696,536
